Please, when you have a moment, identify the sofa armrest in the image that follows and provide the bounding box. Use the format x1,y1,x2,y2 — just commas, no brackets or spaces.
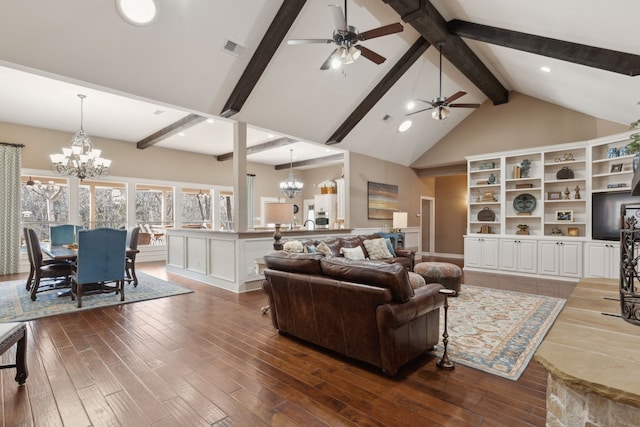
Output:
394,249,415,270
376,283,445,328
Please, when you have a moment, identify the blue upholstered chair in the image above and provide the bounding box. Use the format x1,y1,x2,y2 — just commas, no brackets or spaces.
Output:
24,227,73,301
71,228,127,308
50,224,83,245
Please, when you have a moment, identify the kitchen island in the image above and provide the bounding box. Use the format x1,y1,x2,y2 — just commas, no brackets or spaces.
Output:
165,228,352,293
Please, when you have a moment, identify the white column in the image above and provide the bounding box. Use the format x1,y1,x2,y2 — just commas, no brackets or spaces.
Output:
233,122,248,232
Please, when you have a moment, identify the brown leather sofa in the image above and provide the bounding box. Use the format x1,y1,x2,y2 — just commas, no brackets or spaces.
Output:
262,251,445,375
298,234,415,270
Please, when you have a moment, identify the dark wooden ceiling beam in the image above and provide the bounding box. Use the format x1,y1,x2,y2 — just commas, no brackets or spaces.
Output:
136,113,206,149
326,37,430,145
220,1,307,118
448,20,640,76
216,137,296,161
382,0,508,105
275,153,344,170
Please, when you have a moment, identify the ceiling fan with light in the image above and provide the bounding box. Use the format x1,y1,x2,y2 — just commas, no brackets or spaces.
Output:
407,42,480,120
287,0,403,70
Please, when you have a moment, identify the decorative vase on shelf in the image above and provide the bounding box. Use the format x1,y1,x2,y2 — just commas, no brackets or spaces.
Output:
488,173,496,184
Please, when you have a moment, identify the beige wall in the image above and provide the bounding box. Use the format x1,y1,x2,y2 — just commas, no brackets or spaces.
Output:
3,121,344,227
433,175,467,256
412,92,628,169
348,152,433,229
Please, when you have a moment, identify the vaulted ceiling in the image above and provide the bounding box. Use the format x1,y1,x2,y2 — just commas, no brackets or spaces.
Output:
0,0,639,171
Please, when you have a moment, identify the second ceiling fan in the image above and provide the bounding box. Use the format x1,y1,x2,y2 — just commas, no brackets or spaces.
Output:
287,1,403,70
408,42,480,120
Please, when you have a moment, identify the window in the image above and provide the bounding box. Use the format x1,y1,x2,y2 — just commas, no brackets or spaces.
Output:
20,176,69,243
219,192,234,230
136,184,173,227
181,188,211,228
79,180,127,229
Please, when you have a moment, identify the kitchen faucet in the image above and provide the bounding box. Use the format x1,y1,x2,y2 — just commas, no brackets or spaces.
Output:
303,219,315,230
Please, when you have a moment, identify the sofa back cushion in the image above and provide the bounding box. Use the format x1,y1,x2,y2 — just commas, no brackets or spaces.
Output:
320,257,414,303
263,251,324,275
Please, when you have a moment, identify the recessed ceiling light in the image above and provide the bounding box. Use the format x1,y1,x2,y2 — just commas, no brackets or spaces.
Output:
267,133,275,138
398,120,412,132
406,101,415,110
116,0,157,26
206,118,214,124
541,66,551,73
178,132,185,137
153,110,164,115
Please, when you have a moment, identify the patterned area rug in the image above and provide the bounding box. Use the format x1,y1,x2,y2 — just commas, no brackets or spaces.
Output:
0,272,193,322
432,284,565,381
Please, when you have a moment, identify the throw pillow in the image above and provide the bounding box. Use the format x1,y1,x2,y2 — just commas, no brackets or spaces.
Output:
283,240,304,253
362,238,393,260
305,244,317,253
384,238,396,257
340,245,366,260
316,241,333,257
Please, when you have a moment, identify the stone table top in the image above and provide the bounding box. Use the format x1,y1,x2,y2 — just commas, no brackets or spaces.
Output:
535,277,640,408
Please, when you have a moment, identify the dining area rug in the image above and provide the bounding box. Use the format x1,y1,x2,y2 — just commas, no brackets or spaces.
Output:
0,272,193,322
430,284,566,381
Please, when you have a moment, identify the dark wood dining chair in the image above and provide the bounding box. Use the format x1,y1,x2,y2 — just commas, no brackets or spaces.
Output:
24,227,73,301
71,228,127,308
125,226,140,286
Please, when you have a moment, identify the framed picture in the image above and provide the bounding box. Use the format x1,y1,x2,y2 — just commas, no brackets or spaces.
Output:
367,182,398,220
482,191,496,201
547,191,562,200
567,227,579,236
611,163,623,173
556,210,573,222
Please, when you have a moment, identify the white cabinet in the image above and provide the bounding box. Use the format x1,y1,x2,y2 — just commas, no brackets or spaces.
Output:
584,241,620,279
464,237,499,270
499,239,537,274
336,178,345,221
538,240,582,278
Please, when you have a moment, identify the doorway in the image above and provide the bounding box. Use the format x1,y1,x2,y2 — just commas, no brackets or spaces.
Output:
420,196,435,257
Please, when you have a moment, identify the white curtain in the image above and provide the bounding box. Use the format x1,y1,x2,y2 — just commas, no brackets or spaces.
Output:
0,142,23,274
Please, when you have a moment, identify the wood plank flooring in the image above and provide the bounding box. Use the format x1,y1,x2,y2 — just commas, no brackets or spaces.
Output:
0,262,548,426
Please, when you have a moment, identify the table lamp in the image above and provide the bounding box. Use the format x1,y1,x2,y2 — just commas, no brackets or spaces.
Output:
264,203,293,250
393,211,408,249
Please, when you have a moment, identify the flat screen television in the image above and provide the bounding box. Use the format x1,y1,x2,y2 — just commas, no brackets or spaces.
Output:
592,191,640,241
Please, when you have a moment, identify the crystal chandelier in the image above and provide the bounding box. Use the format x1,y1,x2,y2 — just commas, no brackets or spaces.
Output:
50,94,111,180
280,149,303,198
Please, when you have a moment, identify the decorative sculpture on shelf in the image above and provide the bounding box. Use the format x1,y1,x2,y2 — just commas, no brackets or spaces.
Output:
574,186,581,199
520,159,531,178
564,187,571,200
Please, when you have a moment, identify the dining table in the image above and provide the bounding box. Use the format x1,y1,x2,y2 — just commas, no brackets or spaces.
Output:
40,243,140,296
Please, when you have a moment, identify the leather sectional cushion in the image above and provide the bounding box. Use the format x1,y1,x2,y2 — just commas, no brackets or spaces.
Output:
320,257,414,303
263,251,324,275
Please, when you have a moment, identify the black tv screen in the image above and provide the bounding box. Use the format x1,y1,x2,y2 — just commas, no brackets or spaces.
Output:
592,191,640,241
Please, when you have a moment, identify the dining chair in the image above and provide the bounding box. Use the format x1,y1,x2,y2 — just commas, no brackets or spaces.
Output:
24,227,73,301
50,224,83,245
71,228,127,308
125,226,140,286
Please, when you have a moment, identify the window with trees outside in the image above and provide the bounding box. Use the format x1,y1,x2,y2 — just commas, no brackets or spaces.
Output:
21,176,69,243
20,173,232,249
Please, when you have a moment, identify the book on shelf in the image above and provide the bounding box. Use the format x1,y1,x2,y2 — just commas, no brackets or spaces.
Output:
513,165,521,179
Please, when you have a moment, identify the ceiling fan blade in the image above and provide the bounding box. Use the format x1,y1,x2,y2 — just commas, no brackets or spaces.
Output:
328,5,347,32
406,107,434,116
449,103,481,108
288,39,334,45
445,91,467,103
358,22,403,41
320,48,339,70
357,45,386,65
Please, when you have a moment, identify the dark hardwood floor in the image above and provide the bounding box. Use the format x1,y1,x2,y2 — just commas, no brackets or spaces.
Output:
0,261,547,426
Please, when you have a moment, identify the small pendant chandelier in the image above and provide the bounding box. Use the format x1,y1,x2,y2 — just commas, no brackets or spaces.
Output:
50,94,111,180
280,149,303,198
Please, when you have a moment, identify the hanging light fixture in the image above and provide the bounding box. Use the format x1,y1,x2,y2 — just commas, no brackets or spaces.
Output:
280,149,303,199
50,94,111,180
